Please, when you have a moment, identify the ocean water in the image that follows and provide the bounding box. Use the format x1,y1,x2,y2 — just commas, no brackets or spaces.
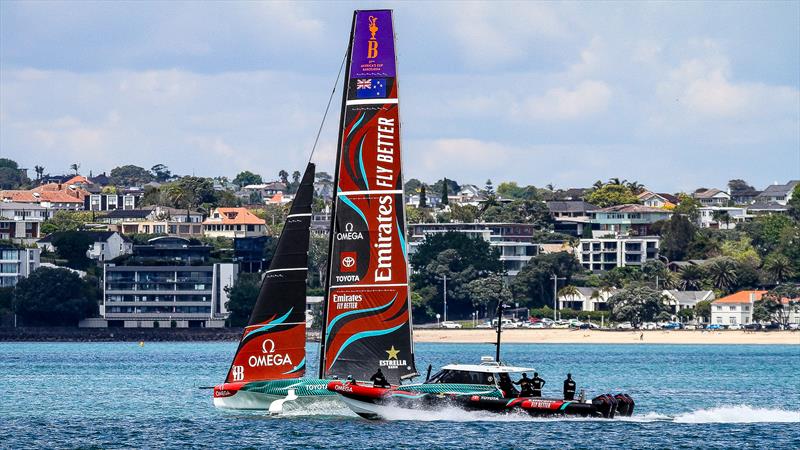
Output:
1,341,799,449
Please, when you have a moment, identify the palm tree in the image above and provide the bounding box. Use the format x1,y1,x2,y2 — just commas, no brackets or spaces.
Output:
558,285,582,310
592,180,604,190
679,265,705,291
704,258,738,293
278,170,289,184
763,253,794,283
626,181,645,194
34,165,45,181
712,210,732,229
69,163,80,175
166,184,195,222
607,177,626,186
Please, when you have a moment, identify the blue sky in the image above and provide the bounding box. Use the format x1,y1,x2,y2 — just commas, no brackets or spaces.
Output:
1,1,798,192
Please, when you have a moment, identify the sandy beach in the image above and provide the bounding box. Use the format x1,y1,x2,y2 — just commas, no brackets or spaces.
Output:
413,329,800,345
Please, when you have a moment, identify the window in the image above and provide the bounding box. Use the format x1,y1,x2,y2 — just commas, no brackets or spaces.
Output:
715,305,722,311
729,317,737,325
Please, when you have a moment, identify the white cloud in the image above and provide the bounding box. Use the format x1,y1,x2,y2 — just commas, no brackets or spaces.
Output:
513,80,612,120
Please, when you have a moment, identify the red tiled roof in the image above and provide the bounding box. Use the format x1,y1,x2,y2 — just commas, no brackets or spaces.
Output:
713,290,768,304
0,190,83,203
203,208,264,225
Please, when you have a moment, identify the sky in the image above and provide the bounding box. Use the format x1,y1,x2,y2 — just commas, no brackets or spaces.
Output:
1,1,798,193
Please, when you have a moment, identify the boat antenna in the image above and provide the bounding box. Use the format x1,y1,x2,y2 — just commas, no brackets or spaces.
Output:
494,300,504,363
307,47,348,163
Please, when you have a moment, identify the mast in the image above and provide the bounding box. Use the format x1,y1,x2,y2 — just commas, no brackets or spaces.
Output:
223,163,315,383
320,9,416,383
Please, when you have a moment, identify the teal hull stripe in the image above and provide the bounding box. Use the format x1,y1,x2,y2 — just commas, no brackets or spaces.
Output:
358,136,369,190
282,357,305,375
559,402,572,410
347,112,365,138
331,322,406,368
326,294,397,337
338,189,368,226
244,308,293,340
392,393,426,400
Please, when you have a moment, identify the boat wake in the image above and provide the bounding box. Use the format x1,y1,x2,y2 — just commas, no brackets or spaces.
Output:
371,404,800,424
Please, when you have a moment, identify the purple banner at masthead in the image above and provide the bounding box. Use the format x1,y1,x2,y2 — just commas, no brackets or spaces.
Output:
350,10,396,79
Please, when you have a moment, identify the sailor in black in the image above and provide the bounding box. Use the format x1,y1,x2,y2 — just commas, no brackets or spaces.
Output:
531,372,546,397
370,368,390,388
513,373,533,397
563,373,576,400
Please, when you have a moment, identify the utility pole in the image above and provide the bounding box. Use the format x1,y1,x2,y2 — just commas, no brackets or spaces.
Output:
435,274,448,322
551,274,566,321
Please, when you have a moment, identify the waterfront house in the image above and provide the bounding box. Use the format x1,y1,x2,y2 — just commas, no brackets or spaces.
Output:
38,231,133,262
637,191,678,209
0,202,47,244
575,236,659,272
588,204,671,236
558,287,616,312
85,236,237,328
0,245,40,287
202,207,266,238
661,290,715,320
756,180,798,205
710,290,766,326
692,188,731,207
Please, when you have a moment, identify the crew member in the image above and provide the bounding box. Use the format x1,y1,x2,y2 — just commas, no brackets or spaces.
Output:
563,373,576,400
370,368,390,388
346,375,354,384
513,373,533,397
531,372,546,397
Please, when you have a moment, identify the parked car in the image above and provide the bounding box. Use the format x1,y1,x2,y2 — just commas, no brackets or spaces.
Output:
661,322,684,330
552,320,570,329
616,322,634,330
787,323,799,330
568,320,585,328
641,322,658,330
684,324,698,330
440,321,462,329
476,322,493,329
764,322,781,331
529,322,548,329
706,324,724,330
743,323,762,331
728,324,742,330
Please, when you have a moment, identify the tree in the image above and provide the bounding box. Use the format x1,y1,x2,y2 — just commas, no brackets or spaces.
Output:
660,214,696,261
585,184,639,207
719,236,761,267
626,181,645,195
694,300,712,322
450,204,479,223
440,178,449,205
760,284,800,327
677,307,695,322
607,177,626,186
224,273,261,327
679,264,705,291
466,275,512,313
641,260,667,285
404,178,424,196
70,163,81,175
712,210,731,229
34,165,45,182
419,185,427,208
485,179,494,195
607,285,667,327
40,211,94,234
308,233,329,288
600,266,643,288
278,170,289,184
12,267,98,326
763,253,794,283
672,193,701,221
405,206,423,224
110,165,154,186
150,164,172,182
233,171,263,187
51,232,94,269
0,158,26,189
738,214,793,256
788,184,800,220
703,257,739,294
315,172,333,183
511,251,584,308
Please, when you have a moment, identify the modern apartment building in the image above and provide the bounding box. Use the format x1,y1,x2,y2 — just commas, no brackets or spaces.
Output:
0,246,41,287
407,222,539,277
576,236,659,272
0,202,47,244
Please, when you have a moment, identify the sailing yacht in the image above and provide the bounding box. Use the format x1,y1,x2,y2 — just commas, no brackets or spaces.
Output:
213,9,417,412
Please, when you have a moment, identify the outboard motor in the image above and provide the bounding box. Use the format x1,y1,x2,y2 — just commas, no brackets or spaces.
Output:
614,393,635,417
591,394,617,418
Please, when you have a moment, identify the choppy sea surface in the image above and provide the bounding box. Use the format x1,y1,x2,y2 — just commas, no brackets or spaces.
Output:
1,341,799,449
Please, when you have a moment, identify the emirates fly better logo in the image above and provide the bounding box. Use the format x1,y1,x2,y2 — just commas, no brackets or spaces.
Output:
340,252,357,273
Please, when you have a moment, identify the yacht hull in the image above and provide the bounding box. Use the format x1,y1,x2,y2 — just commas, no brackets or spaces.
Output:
213,378,340,411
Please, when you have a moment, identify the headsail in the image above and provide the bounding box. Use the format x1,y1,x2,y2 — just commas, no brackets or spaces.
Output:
320,10,416,383
224,163,315,383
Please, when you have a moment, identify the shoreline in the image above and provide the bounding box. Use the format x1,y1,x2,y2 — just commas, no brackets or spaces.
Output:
1,327,798,344
413,329,800,345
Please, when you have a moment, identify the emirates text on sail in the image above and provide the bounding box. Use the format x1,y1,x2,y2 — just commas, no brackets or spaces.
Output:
374,117,395,282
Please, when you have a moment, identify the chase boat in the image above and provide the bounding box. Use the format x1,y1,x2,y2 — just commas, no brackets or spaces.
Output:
327,357,634,420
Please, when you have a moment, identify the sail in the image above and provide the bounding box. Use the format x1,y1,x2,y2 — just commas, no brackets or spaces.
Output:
224,163,315,383
320,10,416,383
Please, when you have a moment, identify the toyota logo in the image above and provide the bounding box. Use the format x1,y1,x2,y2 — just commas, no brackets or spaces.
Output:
341,256,356,268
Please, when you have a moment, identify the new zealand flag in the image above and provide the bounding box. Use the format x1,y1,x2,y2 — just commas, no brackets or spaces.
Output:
355,78,387,99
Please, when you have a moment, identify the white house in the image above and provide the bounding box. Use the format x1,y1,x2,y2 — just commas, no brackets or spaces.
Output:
38,231,133,262
662,290,715,321
558,287,617,312
693,188,731,206
0,246,41,287
202,207,266,238
710,290,765,326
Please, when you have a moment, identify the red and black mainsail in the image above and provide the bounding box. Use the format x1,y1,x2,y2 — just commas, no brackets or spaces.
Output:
224,163,315,383
319,9,416,383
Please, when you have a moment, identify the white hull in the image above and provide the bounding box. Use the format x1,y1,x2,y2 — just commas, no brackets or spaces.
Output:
214,390,348,414
213,390,283,410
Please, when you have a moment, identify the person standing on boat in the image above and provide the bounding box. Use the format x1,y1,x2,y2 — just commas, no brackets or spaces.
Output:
531,372,546,397
370,368,390,388
563,373,576,400
513,373,533,397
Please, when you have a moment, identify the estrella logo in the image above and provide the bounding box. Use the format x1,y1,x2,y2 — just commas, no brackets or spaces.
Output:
367,16,378,58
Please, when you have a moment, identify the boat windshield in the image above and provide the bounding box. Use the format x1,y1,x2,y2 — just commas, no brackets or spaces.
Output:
426,369,495,385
